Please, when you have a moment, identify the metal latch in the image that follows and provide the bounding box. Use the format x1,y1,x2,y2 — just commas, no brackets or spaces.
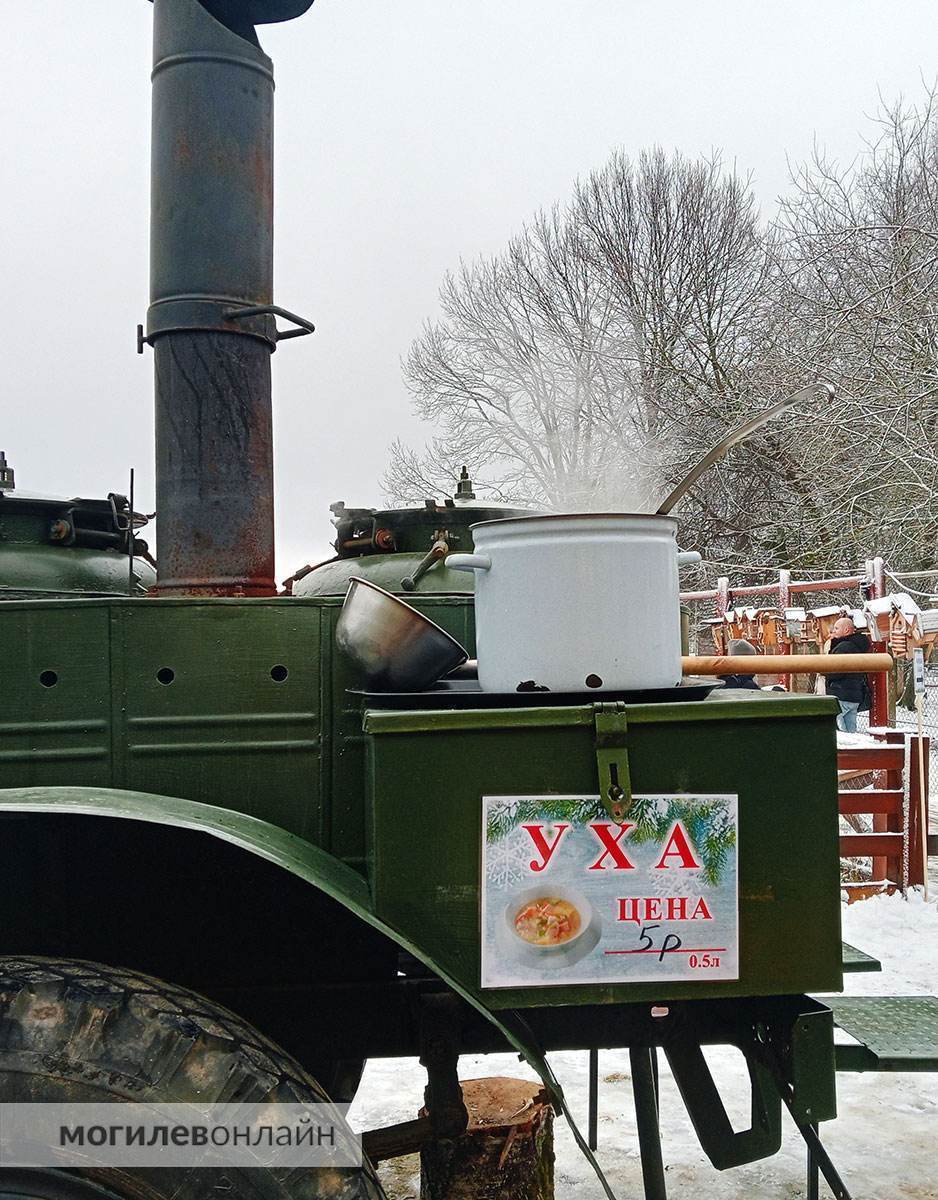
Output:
593,702,632,822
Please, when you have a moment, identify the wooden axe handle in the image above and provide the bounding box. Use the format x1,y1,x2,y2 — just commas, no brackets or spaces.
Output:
683,653,893,675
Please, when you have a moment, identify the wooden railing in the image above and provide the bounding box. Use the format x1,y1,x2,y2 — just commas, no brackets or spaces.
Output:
838,733,930,891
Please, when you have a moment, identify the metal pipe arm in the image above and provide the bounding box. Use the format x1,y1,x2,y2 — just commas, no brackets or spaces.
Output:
683,653,892,675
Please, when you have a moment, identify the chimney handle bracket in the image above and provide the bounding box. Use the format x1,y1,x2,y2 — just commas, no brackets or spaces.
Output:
223,304,316,342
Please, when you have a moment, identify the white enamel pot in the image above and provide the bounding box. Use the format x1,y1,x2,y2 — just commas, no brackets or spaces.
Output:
447,513,699,693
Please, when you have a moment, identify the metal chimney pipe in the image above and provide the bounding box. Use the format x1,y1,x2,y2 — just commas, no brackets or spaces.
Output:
145,0,313,595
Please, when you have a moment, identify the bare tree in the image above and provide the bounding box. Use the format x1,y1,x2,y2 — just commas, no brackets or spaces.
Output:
574,149,775,405
571,149,786,556
388,110,938,579
386,149,774,522
387,209,656,511
762,89,938,571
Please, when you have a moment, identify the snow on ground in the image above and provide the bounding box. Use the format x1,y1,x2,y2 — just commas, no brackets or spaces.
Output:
348,893,938,1199
836,731,889,751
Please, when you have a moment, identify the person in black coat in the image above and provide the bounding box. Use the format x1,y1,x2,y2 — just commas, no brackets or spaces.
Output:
827,617,871,732
718,639,762,690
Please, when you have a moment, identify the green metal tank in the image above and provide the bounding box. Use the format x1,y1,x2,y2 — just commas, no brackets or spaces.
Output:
290,469,531,598
0,452,155,598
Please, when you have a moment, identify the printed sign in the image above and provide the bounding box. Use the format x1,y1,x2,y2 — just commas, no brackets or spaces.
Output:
481,794,738,989
913,647,926,695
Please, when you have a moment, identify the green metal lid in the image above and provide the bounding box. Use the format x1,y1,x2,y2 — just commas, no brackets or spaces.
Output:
362,692,840,734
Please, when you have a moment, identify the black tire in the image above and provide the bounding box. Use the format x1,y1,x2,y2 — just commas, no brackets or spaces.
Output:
0,957,385,1200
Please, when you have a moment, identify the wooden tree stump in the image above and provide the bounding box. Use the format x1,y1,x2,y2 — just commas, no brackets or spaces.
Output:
420,1076,554,1200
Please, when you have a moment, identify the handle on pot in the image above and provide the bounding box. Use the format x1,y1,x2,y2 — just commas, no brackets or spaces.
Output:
446,553,492,573
677,551,702,565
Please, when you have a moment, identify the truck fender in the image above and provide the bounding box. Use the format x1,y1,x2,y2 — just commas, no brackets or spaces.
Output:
0,785,616,1200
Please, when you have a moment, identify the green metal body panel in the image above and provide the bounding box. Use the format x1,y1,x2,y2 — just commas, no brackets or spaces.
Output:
364,694,844,1008
0,595,473,857
0,597,842,1015
0,597,843,1011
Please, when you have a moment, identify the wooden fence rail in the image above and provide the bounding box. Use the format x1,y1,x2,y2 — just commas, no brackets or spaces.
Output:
838,733,930,893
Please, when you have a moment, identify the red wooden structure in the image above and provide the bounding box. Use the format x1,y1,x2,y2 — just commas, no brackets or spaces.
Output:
837,732,930,895
682,557,889,720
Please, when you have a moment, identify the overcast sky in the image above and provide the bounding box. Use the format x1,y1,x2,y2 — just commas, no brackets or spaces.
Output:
4,0,937,576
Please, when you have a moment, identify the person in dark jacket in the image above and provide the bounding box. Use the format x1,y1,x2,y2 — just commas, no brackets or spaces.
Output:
827,617,871,732
718,638,762,690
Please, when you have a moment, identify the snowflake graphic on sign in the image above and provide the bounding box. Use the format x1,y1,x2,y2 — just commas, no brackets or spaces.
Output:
485,827,529,888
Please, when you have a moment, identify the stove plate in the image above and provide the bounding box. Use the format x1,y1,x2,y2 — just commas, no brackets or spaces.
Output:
350,677,723,709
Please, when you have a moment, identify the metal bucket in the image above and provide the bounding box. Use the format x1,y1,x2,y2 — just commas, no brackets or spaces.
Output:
335,577,468,691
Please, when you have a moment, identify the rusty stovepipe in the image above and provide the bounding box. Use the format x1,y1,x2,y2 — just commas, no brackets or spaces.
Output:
144,0,314,595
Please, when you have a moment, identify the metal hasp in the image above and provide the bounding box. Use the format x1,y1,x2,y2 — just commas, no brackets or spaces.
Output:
146,0,314,595
593,702,632,821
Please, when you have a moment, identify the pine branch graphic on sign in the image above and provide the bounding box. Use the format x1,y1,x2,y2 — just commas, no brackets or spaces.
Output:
486,797,603,842
486,797,736,887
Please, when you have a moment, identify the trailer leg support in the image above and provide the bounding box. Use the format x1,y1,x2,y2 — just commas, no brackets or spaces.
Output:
776,1083,851,1200
588,1048,599,1151
631,1047,667,1200
420,993,470,1140
664,1038,782,1168
807,1124,820,1200
361,993,468,1163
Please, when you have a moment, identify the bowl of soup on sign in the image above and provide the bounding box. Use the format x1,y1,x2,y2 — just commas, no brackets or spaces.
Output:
505,887,592,951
